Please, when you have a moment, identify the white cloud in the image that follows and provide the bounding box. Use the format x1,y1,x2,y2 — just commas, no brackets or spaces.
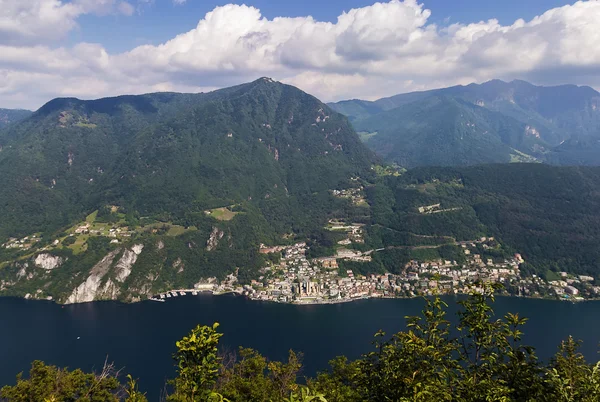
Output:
0,0,135,45
118,1,135,16
1,0,600,109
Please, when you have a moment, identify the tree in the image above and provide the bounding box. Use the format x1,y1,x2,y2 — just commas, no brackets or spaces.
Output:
543,337,600,402
217,348,303,401
0,360,145,402
168,323,225,402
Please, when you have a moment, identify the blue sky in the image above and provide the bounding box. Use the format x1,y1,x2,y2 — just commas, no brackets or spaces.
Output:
74,0,576,53
1,0,598,109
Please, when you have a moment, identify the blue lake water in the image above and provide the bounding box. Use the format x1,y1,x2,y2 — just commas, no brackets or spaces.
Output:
2,294,600,401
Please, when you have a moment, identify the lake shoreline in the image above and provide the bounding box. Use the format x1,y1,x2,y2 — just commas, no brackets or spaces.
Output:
2,288,595,307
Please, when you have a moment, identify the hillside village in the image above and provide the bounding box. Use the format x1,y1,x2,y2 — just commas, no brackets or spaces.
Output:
235,237,600,304
159,231,600,305
242,239,522,303
3,182,600,305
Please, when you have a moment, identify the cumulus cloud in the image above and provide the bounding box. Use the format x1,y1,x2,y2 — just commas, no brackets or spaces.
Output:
1,0,600,109
0,0,135,45
117,1,135,16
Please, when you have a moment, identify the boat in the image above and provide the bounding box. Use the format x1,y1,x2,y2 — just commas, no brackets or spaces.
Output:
166,293,172,298
160,294,165,299
192,291,198,296
179,291,186,296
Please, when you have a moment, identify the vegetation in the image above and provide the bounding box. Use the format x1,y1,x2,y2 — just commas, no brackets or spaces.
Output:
0,78,375,301
366,163,600,277
0,78,373,241
329,79,600,167
206,208,238,222
0,109,31,129
354,96,539,168
3,290,600,401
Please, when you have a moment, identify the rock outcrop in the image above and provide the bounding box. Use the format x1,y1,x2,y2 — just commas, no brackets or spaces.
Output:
34,254,63,270
65,250,119,304
206,227,224,251
114,244,144,283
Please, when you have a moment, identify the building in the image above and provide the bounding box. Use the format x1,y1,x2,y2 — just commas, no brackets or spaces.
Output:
565,286,579,295
318,258,338,269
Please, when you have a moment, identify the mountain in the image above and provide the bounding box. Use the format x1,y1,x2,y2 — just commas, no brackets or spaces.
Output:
0,78,373,239
0,108,32,129
352,96,543,167
329,80,600,167
0,78,374,302
3,78,600,304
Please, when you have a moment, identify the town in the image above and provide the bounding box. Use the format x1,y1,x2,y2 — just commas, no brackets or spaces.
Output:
167,236,600,305
246,239,526,303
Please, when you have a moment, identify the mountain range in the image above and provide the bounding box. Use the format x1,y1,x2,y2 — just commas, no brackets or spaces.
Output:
329,80,600,167
2,78,600,304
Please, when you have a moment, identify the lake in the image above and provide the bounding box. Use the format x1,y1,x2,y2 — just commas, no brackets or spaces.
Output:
2,294,600,401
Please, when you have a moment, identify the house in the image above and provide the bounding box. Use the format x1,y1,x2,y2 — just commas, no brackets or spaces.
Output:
318,258,338,269
565,286,579,295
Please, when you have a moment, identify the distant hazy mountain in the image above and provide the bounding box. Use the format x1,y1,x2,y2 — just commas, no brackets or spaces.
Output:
329,80,600,167
0,108,32,129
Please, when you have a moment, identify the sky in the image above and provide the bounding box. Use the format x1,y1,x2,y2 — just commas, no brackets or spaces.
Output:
1,0,599,109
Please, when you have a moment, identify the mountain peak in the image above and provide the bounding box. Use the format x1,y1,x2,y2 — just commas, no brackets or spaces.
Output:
247,77,282,89
509,79,534,86
482,79,509,85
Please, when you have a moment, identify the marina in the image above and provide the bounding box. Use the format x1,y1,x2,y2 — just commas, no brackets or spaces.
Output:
149,289,213,303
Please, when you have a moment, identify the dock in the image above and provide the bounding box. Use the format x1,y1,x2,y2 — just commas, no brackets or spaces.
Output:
152,288,206,302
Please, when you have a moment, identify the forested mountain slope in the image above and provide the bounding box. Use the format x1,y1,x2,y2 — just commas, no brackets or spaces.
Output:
0,78,374,302
352,96,543,167
0,108,31,129
0,78,373,239
366,164,600,277
329,80,600,167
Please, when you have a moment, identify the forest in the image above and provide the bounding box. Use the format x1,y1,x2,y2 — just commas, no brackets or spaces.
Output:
329,79,600,167
366,164,600,277
0,78,374,241
3,289,600,402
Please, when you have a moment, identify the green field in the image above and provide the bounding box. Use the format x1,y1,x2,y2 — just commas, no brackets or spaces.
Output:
207,207,238,221
358,131,378,142
140,222,197,237
510,149,539,163
166,225,198,236
74,122,98,129
85,210,98,223
68,234,89,255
